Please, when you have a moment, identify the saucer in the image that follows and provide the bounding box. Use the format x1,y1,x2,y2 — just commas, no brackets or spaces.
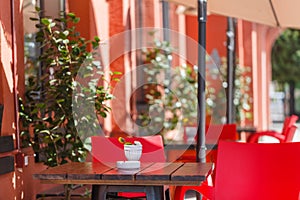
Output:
116,161,140,170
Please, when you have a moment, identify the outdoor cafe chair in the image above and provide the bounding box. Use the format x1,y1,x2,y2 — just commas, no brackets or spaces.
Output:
281,114,298,135
178,123,237,163
169,124,237,199
247,115,298,143
247,114,298,143
91,135,166,199
173,141,300,200
247,124,298,143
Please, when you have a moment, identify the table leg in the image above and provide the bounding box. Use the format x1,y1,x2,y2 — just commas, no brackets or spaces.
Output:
145,186,164,199
91,185,107,200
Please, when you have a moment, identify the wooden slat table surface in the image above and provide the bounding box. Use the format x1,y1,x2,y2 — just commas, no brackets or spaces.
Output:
34,162,212,200
34,162,212,186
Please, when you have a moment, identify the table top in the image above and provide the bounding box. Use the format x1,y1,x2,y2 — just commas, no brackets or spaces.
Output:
164,142,217,150
34,162,212,186
237,126,257,133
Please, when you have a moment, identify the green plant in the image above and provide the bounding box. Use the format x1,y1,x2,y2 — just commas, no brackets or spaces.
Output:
218,57,253,124
118,137,133,145
138,36,214,139
137,36,253,139
118,137,142,145
19,9,117,168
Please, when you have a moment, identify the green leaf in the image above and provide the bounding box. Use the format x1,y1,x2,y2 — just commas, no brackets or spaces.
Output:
29,17,39,21
94,36,100,42
73,17,80,23
67,12,76,18
112,71,122,75
41,18,50,25
63,30,69,36
49,22,56,28
62,39,69,44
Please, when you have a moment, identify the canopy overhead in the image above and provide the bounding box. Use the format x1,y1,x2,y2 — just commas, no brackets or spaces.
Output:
168,0,300,29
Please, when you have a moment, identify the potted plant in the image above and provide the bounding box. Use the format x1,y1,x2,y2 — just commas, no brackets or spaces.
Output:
19,9,118,199
137,36,216,141
118,137,143,161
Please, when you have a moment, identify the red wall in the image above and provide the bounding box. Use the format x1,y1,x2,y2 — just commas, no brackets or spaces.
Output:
186,14,227,57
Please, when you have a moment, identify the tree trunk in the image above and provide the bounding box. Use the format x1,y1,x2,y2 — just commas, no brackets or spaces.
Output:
289,81,296,115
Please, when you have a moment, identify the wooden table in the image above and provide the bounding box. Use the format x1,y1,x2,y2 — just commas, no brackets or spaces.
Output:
237,126,257,141
34,162,212,200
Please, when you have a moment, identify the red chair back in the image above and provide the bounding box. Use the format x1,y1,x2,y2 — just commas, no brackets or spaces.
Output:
91,135,165,163
214,141,300,199
282,114,298,136
247,115,298,143
183,124,237,144
179,124,237,163
91,135,165,199
206,123,237,144
284,125,298,142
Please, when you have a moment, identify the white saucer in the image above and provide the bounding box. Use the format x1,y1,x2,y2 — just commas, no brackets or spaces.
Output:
116,161,140,170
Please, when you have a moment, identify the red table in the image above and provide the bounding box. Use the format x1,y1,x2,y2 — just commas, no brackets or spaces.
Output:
34,162,212,200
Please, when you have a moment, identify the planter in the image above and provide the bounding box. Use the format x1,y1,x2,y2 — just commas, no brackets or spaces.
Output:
124,143,142,161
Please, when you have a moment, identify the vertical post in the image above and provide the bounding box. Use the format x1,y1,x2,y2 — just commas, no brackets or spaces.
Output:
162,1,171,83
197,0,207,163
11,0,20,149
162,1,170,41
226,17,236,124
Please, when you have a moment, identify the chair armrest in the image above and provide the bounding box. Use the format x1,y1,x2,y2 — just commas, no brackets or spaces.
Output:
174,184,215,200
247,131,285,143
173,166,215,200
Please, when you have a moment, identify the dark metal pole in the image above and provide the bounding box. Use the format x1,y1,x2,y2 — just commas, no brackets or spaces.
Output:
226,17,235,124
162,1,171,84
162,1,170,41
197,0,207,163
226,17,236,124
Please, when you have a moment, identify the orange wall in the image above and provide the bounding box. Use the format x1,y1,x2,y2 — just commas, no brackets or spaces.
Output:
67,0,127,136
186,14,227,57
67,0,91,42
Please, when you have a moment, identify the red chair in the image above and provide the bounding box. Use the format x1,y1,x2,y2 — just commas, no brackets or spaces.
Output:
179,124,237,162
282,115,298,135
248,124,298,143
247,115,298,143
91,135,165,199
174,141,300,200
170,124,236,199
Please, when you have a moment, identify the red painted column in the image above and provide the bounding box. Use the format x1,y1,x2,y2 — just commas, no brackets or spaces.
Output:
0,0,30,199
237,20,281,131
252,25,281,130
107,0,126,136
67,0,91,42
